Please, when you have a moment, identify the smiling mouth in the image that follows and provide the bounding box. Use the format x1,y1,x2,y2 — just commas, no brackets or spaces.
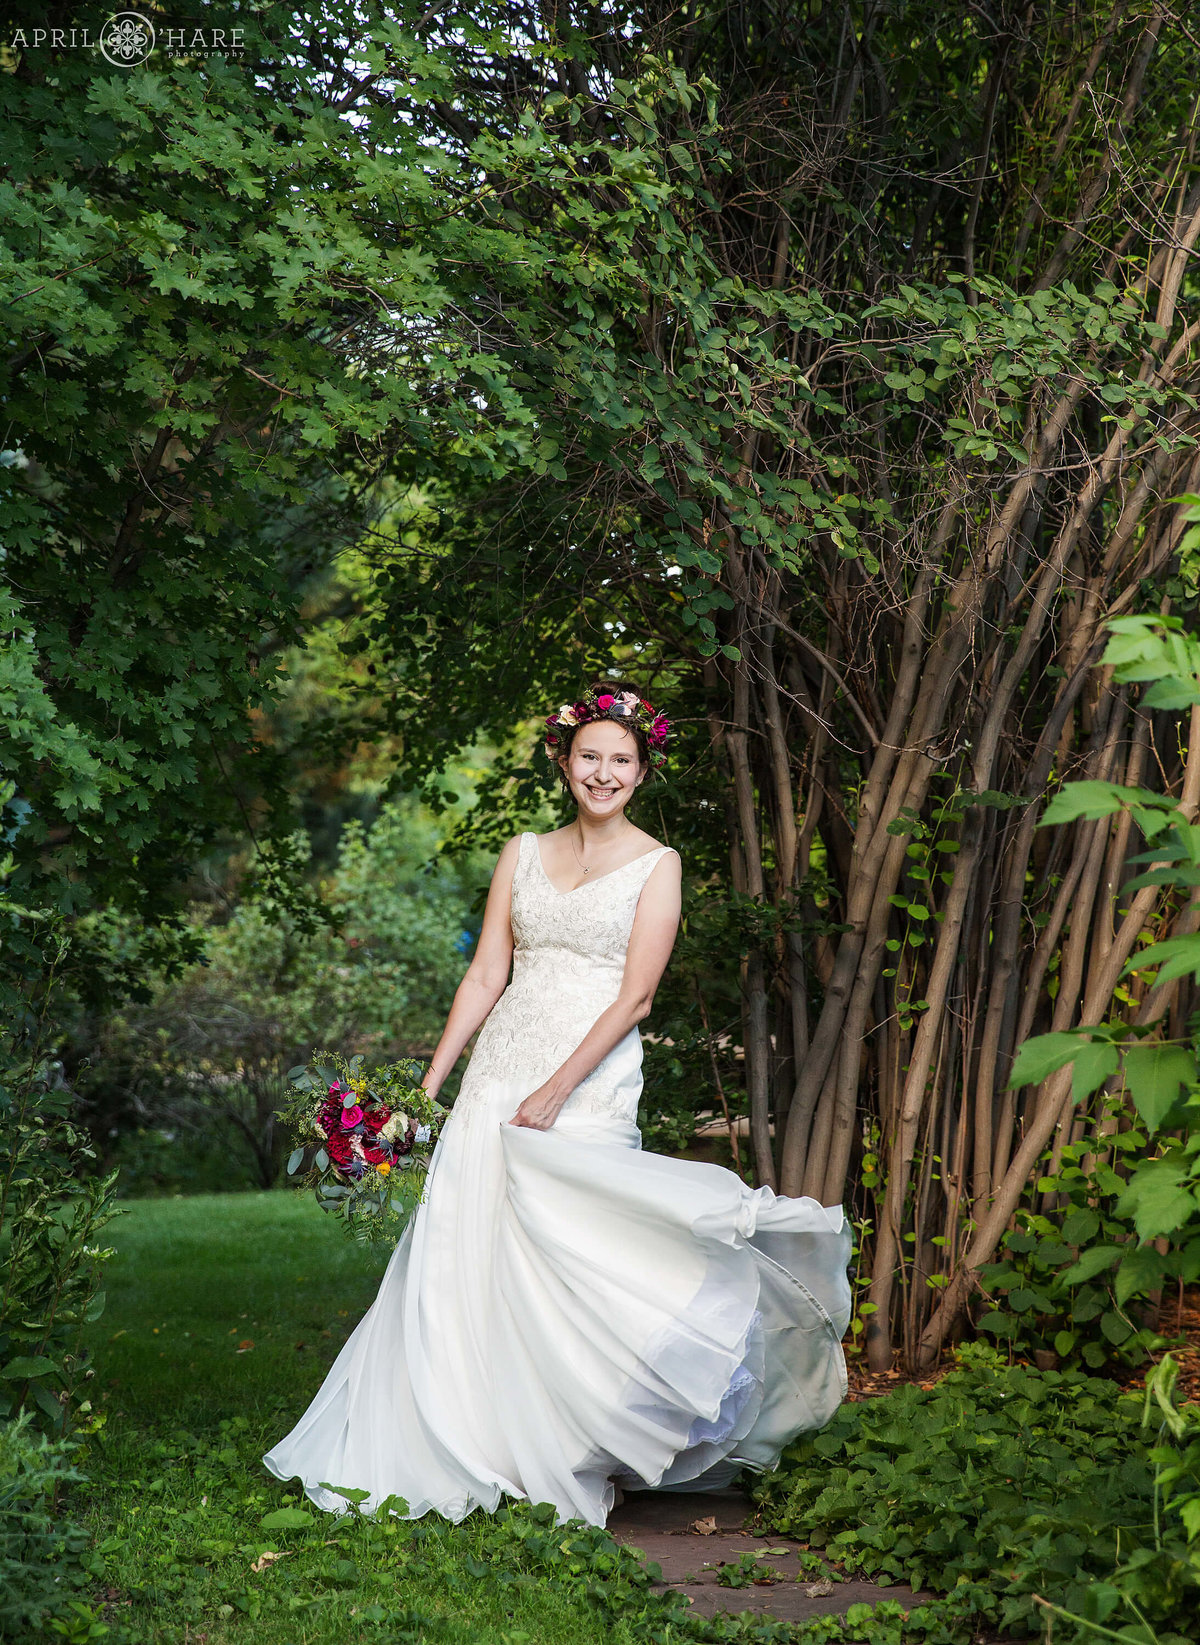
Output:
587,786,618,798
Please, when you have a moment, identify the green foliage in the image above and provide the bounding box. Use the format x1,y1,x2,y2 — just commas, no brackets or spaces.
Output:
752,1354,1199,1643
973,1090,1195,1368
0,788,118,1432
0,1414,94,1641
68,799,474,1192
1143,1356,1200,1567
1004,614,1200,1367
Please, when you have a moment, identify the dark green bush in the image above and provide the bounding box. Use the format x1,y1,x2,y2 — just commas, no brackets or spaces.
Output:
1,787,119,1432
0,1414,94,1640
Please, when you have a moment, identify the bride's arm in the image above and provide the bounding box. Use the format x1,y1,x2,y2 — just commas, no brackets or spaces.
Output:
509,851,682,1129
420,836,520,1099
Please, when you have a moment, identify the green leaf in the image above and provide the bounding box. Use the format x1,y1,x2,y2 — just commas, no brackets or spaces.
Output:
325,1485,370,1504
1099,1309,1132,1345
1040,781,1135,826
259,1507,314,1530
1071,1040,1119,1104
0,1355,59,1380
1115,1157,1199,1242
1007,1287,1051,1313
1059,1245,1121,1285
1126,936,1200,987
1123,1044,1195,1132
286,1147,305,1175
1114,1245,1166,1307
1008,1032,1086,1088
1061,1207,1100,1245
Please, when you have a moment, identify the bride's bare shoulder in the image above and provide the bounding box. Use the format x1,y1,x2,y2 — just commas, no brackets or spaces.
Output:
494,834,527,868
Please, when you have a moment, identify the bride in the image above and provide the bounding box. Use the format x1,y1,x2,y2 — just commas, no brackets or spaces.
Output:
264,683,851,1527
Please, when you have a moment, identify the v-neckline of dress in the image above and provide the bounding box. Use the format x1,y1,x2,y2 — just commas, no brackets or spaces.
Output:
529,833,664,897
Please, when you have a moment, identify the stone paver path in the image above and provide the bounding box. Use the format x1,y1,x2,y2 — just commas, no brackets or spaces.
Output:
607,1488,938,1626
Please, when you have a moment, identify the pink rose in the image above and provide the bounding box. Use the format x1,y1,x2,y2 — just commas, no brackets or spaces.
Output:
596,693,615,710
340,1104,364,1129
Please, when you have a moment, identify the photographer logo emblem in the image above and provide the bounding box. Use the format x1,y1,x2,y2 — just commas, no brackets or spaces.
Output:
98,11,155,66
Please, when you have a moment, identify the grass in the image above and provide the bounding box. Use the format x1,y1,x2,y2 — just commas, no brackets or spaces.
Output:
88,1192,389,1422
78,1193,618,1645
76,1194,1176,1645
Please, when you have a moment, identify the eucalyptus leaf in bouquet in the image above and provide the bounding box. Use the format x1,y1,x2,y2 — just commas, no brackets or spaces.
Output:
277,1051,444,1247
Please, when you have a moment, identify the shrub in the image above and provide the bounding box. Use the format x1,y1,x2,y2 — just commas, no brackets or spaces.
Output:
0,1414,93,1640
1,786,118,1432
69,802,477,1192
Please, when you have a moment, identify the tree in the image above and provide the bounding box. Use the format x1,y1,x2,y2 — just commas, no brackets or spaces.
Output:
338,0,1200,1368
7,2,1199,1372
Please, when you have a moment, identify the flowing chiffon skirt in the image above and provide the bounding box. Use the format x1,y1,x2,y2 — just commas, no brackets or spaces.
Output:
264,1079,852,1528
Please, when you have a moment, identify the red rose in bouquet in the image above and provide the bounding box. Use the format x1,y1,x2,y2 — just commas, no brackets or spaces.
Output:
282,1053,444,1248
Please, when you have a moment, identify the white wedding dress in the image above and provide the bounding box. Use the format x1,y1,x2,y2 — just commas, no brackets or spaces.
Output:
264,832,851,1527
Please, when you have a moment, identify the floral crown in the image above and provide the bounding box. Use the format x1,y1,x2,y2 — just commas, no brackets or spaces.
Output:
544,686,670,768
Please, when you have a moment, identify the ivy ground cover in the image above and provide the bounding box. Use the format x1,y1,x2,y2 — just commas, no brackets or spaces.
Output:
752,1355,1199,1643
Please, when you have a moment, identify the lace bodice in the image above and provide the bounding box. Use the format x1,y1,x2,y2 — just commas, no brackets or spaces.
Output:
454,832,677,1119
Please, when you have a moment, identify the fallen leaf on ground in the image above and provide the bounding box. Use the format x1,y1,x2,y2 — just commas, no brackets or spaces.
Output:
803,1580,835,1598
236,1340,254,1353
690,1516,718,1535
250,1550,292,1574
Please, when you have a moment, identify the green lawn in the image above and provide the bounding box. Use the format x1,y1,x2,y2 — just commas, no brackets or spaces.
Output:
89,1192,390,1425
80,1193,621,1645
81,1195,1185,1645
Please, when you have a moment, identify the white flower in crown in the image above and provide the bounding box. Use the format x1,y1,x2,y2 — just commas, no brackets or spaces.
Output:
557,703,580,726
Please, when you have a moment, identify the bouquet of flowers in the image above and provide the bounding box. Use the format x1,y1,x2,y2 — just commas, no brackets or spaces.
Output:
278,1051,445,1247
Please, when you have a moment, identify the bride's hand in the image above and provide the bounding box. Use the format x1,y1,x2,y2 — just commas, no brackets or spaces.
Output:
509,1085,563,1130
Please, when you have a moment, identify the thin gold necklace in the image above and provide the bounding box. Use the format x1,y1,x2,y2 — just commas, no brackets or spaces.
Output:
571,819,631,876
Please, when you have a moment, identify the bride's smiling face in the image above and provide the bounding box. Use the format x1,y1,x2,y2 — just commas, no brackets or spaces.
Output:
560,720,645,819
